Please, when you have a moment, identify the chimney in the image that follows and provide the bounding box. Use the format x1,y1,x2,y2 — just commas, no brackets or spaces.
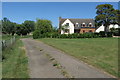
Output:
59,16,62,21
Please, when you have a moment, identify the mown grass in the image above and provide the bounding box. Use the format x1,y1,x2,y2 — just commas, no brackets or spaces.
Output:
39,38,119,77
2,39,29,78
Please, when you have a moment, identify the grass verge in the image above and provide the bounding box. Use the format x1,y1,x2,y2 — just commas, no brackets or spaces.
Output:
0,62,2,79
2,34,13,40
2,38,29,78
39,38,119,77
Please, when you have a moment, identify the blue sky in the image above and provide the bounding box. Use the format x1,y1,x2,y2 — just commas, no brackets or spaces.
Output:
2,2,118,27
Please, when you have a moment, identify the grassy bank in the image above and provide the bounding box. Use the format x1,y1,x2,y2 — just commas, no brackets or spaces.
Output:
39,38,118,77
2,34,13,40
2,39,29,78
0,62,1,79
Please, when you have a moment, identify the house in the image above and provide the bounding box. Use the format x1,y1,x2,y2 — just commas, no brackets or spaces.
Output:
59,17,95,34
59,17,120,34
95,24,120,33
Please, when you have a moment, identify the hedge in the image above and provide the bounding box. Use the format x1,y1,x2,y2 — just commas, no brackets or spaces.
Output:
113,28,120,36
33,32,102,39
33,30,116,39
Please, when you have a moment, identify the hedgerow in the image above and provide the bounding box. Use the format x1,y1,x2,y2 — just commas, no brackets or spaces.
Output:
33,32,113,39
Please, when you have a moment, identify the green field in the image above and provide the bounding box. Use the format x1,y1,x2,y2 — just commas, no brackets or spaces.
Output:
2,39,29,78
2,34,13,40
39,38,119,77
0,62,1,79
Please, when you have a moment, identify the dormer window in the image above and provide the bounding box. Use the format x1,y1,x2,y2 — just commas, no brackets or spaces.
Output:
82,23,86,27
76,23,79,27
89,23,92,27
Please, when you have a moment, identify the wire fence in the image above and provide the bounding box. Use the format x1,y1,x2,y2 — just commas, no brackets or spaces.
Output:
2,36,16,50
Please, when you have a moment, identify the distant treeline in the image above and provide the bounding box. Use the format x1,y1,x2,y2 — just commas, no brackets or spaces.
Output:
0,17,58,36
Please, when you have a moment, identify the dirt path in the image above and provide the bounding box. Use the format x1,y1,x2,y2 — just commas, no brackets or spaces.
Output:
22,38,112,78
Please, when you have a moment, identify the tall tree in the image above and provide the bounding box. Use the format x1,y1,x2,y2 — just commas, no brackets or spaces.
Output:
35,19,53,34
2,17,16,35
95,4,119,33
2,17,10,34
22,20,35,33
16,24,28,36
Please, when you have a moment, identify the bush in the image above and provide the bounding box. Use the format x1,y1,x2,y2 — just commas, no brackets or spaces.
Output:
93,33,99,38
33,30,40,39
99,31,106,37
51,33,59,38
113,28,120,36
106,32,112,37
60,34,68,38
68,34,72,38
72,33,79,38
33,31,106,39
81,33,93,38
78,34,84,38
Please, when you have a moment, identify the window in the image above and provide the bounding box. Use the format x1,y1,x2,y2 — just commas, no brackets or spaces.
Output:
83,30,85,33
74,29,80,33
89,30,92,32
89,24,92,27
65,29,69,33
76,24,79,27
89,23,92,27
83,24,85,27
76,23,79,27
82,23,86,27
66,23,69,26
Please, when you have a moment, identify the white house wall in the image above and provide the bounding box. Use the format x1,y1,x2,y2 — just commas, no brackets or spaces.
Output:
95,24,120,33
114,24,120,28
61,19,74,34
109,24,120,29
95,24,104,33
61,30,64,34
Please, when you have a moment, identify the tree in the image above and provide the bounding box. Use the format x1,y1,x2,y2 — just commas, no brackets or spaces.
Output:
115,10,120,26
0,20,2,33
35,19,53,34
33,19,53,38
95,4,119,33
2,17,16,35
52,27,58,33
16,24,28,36
22,20,35,34
2,17,11,34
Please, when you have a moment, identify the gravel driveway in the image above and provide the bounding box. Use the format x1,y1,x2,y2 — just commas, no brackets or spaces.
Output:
22,38,113,78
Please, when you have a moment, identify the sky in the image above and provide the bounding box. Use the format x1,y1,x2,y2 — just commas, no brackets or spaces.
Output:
1,0,120,2
2,2,119,27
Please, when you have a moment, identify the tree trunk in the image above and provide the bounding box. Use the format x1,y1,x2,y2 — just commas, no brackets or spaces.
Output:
104,24,109,37
104,23,110,32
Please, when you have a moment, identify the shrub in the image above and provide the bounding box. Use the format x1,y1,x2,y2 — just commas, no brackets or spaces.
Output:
68,34,72,38
99,31,106,37
33,30,40,39
33,31,102,39
77,34,82,38
71,33,79,38
44,32,50,38
60,34,68,38
51,33,59,38
93,32,99,38
81,33,93,38
106,32,112,37
113,28,120,36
